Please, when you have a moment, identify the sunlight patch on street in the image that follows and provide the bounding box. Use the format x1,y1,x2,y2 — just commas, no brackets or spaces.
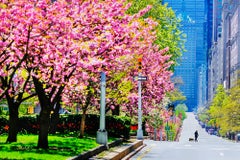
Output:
136,147,152,160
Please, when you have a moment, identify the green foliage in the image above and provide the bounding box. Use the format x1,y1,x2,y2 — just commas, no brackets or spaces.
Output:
208,84,227,126
107,115,131,139
219,81,240,134
166,123,177,141
197,106,210,124
107,71,133,105
146,110,163,129
175,104,187,120
126,0,185,71
0,2,7,9
167,89,186,103
204,81,240,136
0,114,132,139
0,96,38,116
0,116,8,134
0,99,8,115
145,99,168,130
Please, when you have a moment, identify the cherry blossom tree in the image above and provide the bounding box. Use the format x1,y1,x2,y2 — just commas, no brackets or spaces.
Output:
66,3,175,121
2,0,153,148
0,0,36,143
61,0,153,138
1,0,176,148
0,0,77,147
115,17,174,116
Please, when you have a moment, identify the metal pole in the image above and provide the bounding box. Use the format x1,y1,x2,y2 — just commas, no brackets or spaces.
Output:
97,72,108,145
137,73,143,139
99,72,106,130
166,120,169,141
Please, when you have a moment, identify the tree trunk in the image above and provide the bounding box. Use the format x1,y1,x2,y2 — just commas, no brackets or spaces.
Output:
37,110,50,149
33,77,51,149
79,110,86,138
49,101,60,134
6,103,19,143
79,81,93,138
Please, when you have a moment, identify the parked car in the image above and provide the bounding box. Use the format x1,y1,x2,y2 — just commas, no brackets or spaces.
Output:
208,128,214,135
199,121,205,128
236,133,240,142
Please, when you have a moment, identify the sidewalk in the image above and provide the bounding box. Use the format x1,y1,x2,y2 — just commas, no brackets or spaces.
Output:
69,139,143,160
90,139,143,160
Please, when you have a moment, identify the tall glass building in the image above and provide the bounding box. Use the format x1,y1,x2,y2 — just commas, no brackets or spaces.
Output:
162,0,212,111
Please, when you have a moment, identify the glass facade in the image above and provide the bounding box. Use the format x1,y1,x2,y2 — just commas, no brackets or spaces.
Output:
162,0,211,111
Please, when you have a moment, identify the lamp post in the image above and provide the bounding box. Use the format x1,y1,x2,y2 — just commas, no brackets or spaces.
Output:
96,72,108,145
134,58,147,139
137,72,143,139
137,57,143,140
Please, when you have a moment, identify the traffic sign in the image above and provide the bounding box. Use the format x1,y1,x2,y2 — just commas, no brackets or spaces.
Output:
133,75,148,81
138,76,147,81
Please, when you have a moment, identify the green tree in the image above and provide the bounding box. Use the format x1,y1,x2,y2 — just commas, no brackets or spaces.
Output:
175,104,188,120
208,84,227,128
167,88,186,102
126,0,185,71
220,80,240,135
106,71,133,115
197,106,210,124
166,75,186,109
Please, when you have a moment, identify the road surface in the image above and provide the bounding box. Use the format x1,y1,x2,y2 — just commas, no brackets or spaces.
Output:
130,112,240,160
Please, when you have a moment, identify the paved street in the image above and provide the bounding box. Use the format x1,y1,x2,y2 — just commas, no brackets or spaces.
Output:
130,113,240,160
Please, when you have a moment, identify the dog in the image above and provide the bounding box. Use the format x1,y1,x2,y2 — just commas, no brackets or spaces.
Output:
189,138,194,141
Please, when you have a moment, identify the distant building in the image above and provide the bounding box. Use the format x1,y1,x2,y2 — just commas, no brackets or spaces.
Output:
162,0,211,110
208,0,240,104
223,0,240,88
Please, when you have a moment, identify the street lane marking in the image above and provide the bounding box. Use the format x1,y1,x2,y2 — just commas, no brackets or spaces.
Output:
211,148,230,151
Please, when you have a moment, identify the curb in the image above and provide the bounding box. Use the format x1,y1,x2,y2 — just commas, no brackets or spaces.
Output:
68,139,123,160
122,143,146,160
91,140,143,160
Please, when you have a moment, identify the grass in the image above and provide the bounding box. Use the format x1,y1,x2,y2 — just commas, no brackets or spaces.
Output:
0,133,102,160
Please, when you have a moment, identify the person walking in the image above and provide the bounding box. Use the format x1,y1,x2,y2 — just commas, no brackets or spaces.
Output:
194,130,199,142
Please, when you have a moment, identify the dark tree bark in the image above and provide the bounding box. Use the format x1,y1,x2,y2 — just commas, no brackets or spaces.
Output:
32,76,64,149
5,92,36,143
79,82,93,138
37,108,50,149
49,100,61,134
79,109,86,138
4,75,35,143
33,77,51,149
6,102,20,143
